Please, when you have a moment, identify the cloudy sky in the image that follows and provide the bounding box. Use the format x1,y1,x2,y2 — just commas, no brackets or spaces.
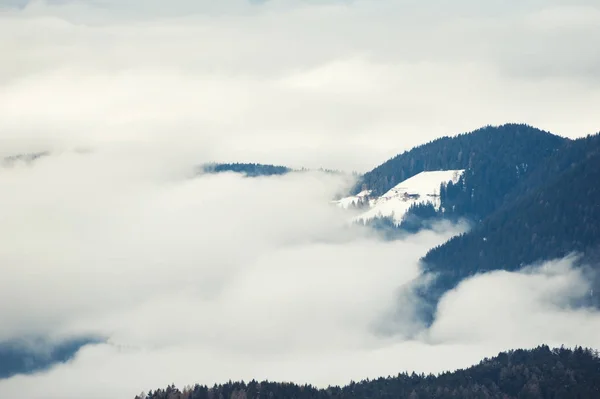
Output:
1,0,600,171
1,1,600,398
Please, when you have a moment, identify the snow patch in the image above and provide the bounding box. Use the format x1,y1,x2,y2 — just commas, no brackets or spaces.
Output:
335,170,464,225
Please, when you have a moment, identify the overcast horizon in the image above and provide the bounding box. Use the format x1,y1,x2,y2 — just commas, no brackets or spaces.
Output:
2,0,600,172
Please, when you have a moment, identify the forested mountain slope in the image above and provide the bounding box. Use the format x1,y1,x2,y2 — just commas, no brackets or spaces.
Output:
136,345,600,399
501,133,600,206
353,125,566,222
199,163,349,178
422,133,600,306
200,162,292,177
0,337,98,379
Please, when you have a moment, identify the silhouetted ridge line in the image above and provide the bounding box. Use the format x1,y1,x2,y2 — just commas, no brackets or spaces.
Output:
136,345,600,399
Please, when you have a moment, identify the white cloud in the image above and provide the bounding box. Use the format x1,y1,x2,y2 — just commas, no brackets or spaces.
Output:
0,149,463,398
1,0,599,171
428,256,600,347
1,1,600,398
0,150,599,399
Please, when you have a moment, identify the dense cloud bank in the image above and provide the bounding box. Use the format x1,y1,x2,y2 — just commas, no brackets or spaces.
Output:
0,152,599,399
1,1,600,398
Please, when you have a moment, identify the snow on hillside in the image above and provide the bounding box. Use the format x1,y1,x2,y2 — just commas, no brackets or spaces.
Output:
335,190,372,209
335,170,464,225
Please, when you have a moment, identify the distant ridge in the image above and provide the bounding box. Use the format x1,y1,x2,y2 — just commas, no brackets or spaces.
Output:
200,162,292,177
199,162,351,177
2,151,50,166
136,345,600,399
338,124,600,315
353,123,567,220
421,132,600,310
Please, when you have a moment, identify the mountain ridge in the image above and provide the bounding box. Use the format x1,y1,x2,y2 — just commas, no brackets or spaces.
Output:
136,345,600,399
352,124,567,199
421,132,600,309
335,124,600,315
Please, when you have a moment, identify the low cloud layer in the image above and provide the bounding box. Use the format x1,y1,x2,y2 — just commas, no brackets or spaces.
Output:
0,152,599,399
0,151,454,396
1,1,600,398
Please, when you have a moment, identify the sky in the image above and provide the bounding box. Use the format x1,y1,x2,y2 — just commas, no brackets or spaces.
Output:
1,1,600,398
1,0,600,171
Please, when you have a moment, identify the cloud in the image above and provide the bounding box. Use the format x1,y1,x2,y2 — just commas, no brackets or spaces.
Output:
1,1,600,398
427,256,600,347
0,149,599,399
0,149,463,397
1,0,599,171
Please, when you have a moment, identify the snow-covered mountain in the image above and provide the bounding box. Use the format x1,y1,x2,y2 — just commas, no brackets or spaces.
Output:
336,170,464,225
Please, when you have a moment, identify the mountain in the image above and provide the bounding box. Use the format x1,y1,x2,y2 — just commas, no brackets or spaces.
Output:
200,162,292,177
136,345,600,399
353,124,568,221
0,337,99,380
339,124,600,314
199,163,350,178
336,170,464,225
421,133,600,307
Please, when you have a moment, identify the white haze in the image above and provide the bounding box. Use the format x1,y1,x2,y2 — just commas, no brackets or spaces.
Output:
1,0,600,171
0,1,600,398
0,152,599,399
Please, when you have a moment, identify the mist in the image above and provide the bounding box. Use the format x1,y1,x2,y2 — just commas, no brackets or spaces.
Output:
0,151,599,398
1,0,600,398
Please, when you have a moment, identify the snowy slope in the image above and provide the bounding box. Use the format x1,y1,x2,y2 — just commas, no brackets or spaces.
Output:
335,170,464,225
335,190,372,209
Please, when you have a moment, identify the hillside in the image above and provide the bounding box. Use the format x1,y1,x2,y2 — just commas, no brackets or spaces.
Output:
336,170,463,225
200,163,292,177
353,124,567,221
501,133,600,206
0,338,96,379
136,345,600,399
422,133,600,302
338,126,600,316
199,163,350,178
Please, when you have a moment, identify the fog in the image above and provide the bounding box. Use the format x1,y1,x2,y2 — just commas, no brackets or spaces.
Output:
0,151,599,399
1,0,600,398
